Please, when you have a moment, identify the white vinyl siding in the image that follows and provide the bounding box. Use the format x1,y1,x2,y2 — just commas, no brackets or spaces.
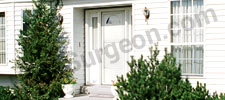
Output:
0,0,225,94
170,0,204,75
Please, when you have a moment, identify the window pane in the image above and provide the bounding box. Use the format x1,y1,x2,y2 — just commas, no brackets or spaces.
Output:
172,45,203,74
171,15,181,29
182,0,192,14
92,17,98,50
182,15,193,43
194,0,204,14
172,15,204,43
171,0,180,14
194,28,204,42
23,10,31,32
194,0,204,28
171,15,181,43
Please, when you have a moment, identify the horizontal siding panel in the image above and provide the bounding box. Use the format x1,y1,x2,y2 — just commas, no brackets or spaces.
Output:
63,19,72,24
212,10,225,16
14,11,23,16
15,16,22,21
206,5,225,11
135,22,168,27
203,80,225,85
205,44,225,50
134,8,168,15
0,4,11,8
207,16,225,22
205,66,225,72
206,22,225,28
205,57,225,62
205,68,225,74
62,23,72,28
205,40,225,44
206,62,225,68
134,18,169,25
205,51,225,57
134,25,168,30
15,7,33,10
207,0,225,5
134,30,169,35
15,3,32,7
134,13,168,19
60,12,72,16
15,21,22,25
205,74,225,79
133,44,169,51
134,2,168,9
206,33,225,39
206,28,225,34
136,0,167,4
132,35,170,42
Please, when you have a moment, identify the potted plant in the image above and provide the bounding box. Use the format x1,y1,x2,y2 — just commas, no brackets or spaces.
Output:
61,71,77,98
111,81,119,100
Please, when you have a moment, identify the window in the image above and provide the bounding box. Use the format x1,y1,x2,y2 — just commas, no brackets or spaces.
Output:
92,17,98,50
170,0,204,75
0,12,5,64
23,10,30,32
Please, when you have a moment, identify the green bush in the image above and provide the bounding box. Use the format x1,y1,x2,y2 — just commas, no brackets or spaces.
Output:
116,45,225,100
0,86,16,100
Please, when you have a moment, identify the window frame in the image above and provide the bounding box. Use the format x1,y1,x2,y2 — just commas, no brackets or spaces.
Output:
169,0,206,76
0,12,7,65
22,9,32,32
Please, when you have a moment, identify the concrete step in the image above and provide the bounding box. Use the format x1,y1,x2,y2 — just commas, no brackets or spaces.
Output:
84,85,114,98
89,94,114,98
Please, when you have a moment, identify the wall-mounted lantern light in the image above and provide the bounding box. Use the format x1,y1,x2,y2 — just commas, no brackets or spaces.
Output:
143,7,150,22
57,13,63,25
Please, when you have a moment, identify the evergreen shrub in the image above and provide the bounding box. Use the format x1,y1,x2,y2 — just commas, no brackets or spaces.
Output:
0,86,16,100
116,44,225,100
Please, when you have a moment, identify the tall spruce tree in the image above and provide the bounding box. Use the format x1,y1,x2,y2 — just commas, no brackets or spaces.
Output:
14,0,70,99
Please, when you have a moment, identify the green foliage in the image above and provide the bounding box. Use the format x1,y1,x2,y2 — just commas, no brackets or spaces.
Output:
191,82,211,99
62,71,77,84
0,86,16,100
14,0,72,100
116,44,225,100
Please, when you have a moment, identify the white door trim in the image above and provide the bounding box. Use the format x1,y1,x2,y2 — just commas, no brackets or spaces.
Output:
85,7,132,85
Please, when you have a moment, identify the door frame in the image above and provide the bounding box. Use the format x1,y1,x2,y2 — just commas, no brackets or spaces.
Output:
85,7,132,85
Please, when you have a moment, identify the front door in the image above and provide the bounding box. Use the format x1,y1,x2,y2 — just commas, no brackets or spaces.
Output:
85,8,131,85
102,11,125,84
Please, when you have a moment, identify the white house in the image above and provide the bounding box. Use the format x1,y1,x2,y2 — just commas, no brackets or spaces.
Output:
0,0,225,96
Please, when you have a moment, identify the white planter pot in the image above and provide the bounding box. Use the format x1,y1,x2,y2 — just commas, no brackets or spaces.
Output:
111,86,119,100
62,84,75,98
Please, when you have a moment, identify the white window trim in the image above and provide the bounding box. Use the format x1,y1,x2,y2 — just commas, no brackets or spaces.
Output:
169,0,206,76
